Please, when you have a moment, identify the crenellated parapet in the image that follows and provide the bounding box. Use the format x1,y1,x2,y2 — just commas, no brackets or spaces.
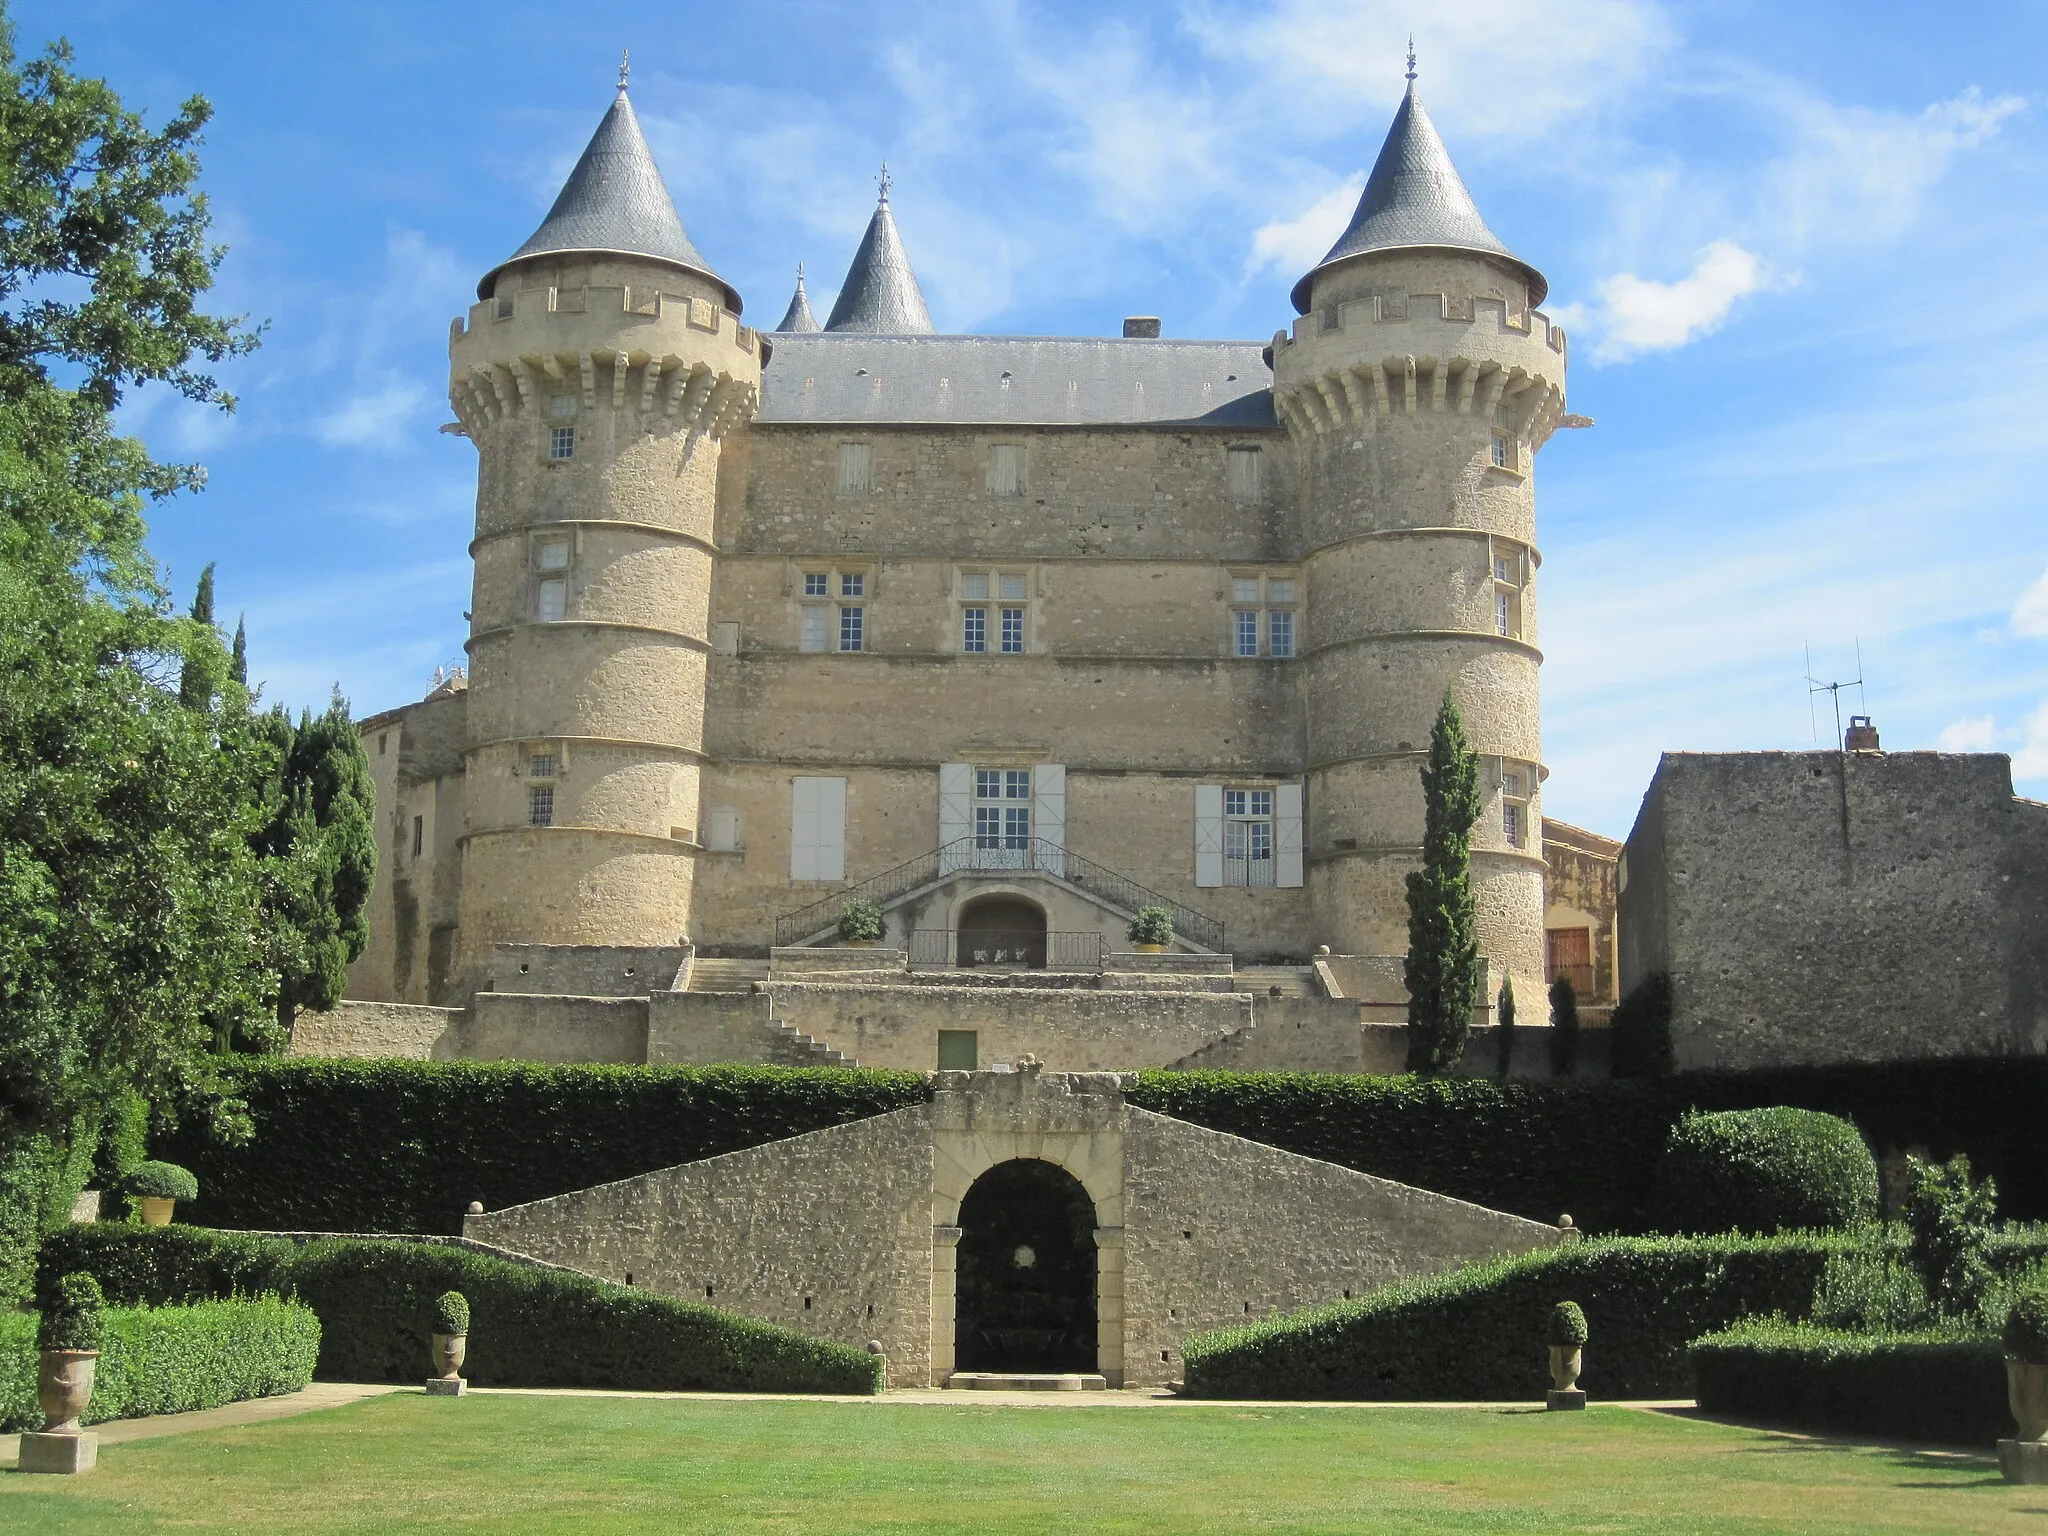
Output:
447,283,762,443
1270,294,1567,449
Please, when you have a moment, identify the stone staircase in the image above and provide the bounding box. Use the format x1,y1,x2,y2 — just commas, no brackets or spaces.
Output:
769,1021,855,1067
1232,965,1322,999
684,957,769,993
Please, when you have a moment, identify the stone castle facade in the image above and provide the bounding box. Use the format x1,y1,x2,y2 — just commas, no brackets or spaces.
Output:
346,66,1581,1055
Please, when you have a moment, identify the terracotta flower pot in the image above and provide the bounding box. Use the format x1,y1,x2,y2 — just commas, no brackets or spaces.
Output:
2010,1358,2048,1442
139,1196,175,1227
432,1332,468,1382
1135,943,1166,954
37,1349,99,1433
1548,1344,1581,1393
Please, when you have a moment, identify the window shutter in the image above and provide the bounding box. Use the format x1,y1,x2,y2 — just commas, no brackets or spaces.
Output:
1275,782,1304,888
817,776,846,882
1034,765,1066,876
938,763,972,872
790,778,820,881
1194,784,1224,888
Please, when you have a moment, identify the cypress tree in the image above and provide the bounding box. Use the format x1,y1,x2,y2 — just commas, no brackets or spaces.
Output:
1404,691,1483,1074
1548,975,1581,1076
1496,973,1516,1079
230,614,247,685
177,562,219,707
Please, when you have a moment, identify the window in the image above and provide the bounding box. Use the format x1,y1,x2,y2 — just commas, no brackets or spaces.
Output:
529,753,557,780
1489,432,1509,469
537,578,567,622
378,733,388,756
1235,609,1259,657
1001,608,1025,654
800,606,829,652
1232,578,1260,605
838,605,864,652
959,570,1028,655
1226,446,1263,500
528,785,555,827
937,1030,979,1070
548,394,576,420
1501,768,1531,849
974,768,1031,852
411,814,424,858
837,442,874,496
1223,788,1276,887
987,443,1023,497
1495,592,1513,637
548,426,576,461
789,776,847,881
1489,404,1517,472
962,606,987,652
537,540,570,572
1269,609,1294,658
804,572,829,597
704,807,741,852
1229,573,1298,658
1491,539,1526,641
962,572,990,600
799,565,869,652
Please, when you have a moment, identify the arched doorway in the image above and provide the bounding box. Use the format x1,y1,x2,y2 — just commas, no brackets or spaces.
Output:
957,894,1047,969
955,1159,1097,1372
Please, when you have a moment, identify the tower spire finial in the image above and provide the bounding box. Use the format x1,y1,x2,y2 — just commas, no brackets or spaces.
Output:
1405,36,1417,81
618,48,630,94
877,161,891,205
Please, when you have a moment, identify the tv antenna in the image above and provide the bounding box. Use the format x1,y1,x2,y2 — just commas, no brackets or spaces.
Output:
1805,641,1866,749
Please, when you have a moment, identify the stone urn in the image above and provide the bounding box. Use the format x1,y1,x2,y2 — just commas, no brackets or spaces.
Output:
431,1332,467,1383
1548,1345,1582,1394
138,1196,176,1227
2011,1359,2048,1442
37,1349,99,1434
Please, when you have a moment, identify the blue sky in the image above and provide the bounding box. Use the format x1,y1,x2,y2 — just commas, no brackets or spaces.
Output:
28,0,2048,837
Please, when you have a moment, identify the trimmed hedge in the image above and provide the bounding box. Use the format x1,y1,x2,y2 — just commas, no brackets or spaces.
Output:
154,1061,928,1235
1653,1108,1880,1235
38,1224,884,1396
0,1296,320,1431
1689,1322,2008,1445
1129,1059,2048,1231
1181,1232,1857,1401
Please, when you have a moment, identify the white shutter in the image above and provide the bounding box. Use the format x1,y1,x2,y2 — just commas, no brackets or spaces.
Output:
817,776,846,882
1034,764,1066,877
938,763,973,873
790,778,820,881
1194,783,1224,888
1275,781,1304,888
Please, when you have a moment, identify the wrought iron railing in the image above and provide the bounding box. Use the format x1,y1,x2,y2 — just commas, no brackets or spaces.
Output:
773,837,1225,952
907,929,1105,971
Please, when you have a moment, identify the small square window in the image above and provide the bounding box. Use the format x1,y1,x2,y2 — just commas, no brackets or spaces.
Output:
548,394,576,420
838,606,864,652
962,607,987,652
1232,578,1260,605
1492,404,1512,429
804,572,828,597
800,606,828,652
548,426,575,460
1235,610,1259,657
1494,555,1513,584
529,785,555,826
998,573,1028,601
1000,608,1025,654
840,572,864,597
1502,772,1522,799
1266,578,1294,605
411,814,424,858
961,572,990,600
538,540,569,571
976,769,1002,799
1269,609,1294,658
529,753,558,780
538,578,567,622
1224,789,1246,816
1249,790,1273,816
1005,770,1030,800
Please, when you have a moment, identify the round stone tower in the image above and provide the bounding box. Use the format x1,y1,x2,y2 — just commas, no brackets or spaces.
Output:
1271,66,1567,997
446,68,761,980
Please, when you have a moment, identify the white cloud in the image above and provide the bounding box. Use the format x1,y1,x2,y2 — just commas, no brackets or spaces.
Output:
2013,564,2048,638
1938,714,1999,752
1247,175,1362,276
1582,240,1763,362
314,379,432,450
2015,703,2048,782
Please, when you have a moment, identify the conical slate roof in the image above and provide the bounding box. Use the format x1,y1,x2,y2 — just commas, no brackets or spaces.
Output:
824,176,934,335
775,264,820,333
479,78,742,312
1290,76,1545,314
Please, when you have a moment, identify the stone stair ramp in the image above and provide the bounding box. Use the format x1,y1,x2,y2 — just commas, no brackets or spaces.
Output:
685,957,770,993
1232,965,1322,999
770,1021,856,1068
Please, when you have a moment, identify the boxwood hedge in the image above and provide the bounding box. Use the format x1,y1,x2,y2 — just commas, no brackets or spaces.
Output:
1689,1321,2008,1444
0,1295,320,1431
1653,1108,1881,1235
38,1224,883,1396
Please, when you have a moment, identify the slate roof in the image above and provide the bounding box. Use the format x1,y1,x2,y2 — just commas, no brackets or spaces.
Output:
756,335,1276,427
823,191,935,335
479,85,742,311
776,265,821,333
1291,79,1546,313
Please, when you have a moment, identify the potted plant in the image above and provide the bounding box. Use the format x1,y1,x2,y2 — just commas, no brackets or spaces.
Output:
1546,1300,1588,1409
1127,906,1174,954
837,899,885,947
36,1272,103,1433
2006,1280,2048,1442
127,1160,198,1226
428,1289,470,1396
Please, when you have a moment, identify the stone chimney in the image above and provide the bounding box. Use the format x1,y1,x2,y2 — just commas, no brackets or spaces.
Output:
1122,316,1161,338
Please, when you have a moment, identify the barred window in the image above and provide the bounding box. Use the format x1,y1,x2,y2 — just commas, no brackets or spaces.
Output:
529,786,555,827
528,753,558,780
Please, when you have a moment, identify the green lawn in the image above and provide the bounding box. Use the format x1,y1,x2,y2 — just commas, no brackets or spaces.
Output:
2,1392,2037,1533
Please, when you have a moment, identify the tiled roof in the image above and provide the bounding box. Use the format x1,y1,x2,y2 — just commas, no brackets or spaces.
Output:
823,189,935,335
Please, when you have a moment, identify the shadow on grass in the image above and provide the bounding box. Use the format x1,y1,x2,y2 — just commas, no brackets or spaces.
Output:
1641,1408,2003,1484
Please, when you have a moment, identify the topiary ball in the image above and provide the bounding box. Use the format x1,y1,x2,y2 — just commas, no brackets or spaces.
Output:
432,1289,471,1335
1652,1108,1880,1236
37,1271,105,1352
1547,1301,1588,1347
127,1160,199,1202
2006,1282,2048,1364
